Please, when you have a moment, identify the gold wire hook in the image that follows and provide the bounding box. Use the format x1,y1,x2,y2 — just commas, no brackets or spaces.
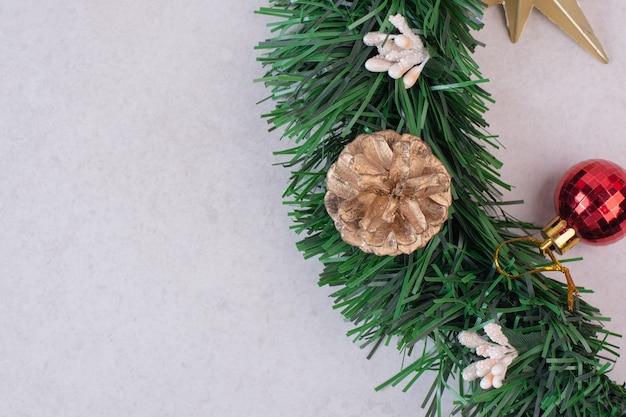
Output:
494,237,579,311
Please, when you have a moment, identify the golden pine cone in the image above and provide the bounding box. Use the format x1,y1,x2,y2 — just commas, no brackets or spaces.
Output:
324,130,452,256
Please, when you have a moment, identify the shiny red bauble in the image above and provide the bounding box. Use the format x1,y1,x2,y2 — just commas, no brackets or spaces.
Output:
555,159,626,245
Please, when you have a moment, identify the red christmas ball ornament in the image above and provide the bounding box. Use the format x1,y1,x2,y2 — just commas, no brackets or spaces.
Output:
556,159,626,244
542,159,626,254
496,159,626,311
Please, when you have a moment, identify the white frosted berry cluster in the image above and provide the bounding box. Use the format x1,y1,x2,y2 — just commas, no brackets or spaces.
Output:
458,323,518,389
363,14,429,89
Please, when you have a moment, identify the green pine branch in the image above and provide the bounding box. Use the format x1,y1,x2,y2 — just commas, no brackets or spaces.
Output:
256,0,626,415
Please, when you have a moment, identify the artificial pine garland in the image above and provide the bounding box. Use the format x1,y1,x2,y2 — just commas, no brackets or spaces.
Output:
255,1,626,415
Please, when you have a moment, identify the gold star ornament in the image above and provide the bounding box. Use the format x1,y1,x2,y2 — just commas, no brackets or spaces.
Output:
484,0,608,63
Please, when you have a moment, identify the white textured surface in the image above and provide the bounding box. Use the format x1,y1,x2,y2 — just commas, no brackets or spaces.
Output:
1,1,624,416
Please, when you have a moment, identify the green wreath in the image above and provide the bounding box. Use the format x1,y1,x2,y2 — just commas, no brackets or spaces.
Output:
255,1,626,415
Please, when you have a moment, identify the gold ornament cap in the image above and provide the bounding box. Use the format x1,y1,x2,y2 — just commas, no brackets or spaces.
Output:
539,216,580,255
324,130,452,256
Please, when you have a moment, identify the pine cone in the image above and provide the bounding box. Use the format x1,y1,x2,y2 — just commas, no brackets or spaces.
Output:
324,130,452,256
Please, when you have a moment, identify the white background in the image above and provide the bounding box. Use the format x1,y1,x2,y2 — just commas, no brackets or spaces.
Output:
1,1,624,416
